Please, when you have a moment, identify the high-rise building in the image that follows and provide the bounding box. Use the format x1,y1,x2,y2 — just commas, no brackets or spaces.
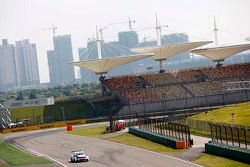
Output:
15,39,40,87
78,47,98,83
47,35,75,85
0,39,17,91
118,31,139,48
161,33,190,61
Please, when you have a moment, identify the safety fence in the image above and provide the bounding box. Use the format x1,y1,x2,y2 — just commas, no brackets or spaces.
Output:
209,123,250,150
178,118,250,133
136,116,192,147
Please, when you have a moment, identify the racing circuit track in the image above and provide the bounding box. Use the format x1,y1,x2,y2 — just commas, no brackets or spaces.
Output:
5,123,203,167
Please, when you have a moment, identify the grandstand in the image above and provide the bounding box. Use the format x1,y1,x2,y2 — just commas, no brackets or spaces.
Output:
102,62,250,115
72,19,250,118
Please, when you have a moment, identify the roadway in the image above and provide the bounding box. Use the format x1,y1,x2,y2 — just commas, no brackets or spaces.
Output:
4,123,203,167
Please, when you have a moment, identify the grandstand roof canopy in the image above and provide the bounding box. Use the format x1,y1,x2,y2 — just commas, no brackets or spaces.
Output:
191,44,250,62
71,53,153,75
130,41,212,61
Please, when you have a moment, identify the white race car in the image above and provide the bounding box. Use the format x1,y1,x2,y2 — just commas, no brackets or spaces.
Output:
70,150,89,163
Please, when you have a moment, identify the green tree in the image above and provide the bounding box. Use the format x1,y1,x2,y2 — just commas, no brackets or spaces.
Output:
16,92,24,100
29,89,37,99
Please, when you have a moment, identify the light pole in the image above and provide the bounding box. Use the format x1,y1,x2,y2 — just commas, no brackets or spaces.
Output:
205,111,208,131
61,107,65,122
231,112,235,128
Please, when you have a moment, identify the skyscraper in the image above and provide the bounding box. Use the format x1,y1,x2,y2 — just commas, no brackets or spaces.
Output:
47,35,75,85
78,47,98,83
15,39,40,86
0,39,40,91
0,39,17,91
161,33,190,61
118,31,139,48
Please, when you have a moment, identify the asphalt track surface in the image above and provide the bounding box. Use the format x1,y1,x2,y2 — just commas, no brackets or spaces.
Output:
5,123,203,167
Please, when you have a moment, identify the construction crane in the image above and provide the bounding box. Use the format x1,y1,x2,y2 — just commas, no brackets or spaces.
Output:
99,26,108,41
96,17,135,41
109,17,136,31
133,14,168,45
43,25,58,36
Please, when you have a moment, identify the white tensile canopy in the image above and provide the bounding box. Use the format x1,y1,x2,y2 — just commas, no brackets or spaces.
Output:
130,41,212,61
71,53,153,75
191,44,250,62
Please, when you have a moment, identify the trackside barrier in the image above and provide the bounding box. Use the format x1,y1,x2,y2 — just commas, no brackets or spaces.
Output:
205,123,250,163
1,119,86,134
129,127,188,149
205,142,250,164
66,119,86,125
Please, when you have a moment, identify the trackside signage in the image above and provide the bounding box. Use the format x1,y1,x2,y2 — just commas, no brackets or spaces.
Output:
3,97,55,109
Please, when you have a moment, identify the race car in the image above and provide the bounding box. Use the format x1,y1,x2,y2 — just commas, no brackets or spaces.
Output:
70,150,89,162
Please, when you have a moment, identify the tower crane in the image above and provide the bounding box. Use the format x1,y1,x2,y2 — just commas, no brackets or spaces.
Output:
109,17,136,31
99,26,108,41
133,14,168,45
43,25,58,36
96,17,135,41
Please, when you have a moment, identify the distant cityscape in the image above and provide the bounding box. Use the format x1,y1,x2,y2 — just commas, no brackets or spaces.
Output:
0,39,39,92
1,30,250,92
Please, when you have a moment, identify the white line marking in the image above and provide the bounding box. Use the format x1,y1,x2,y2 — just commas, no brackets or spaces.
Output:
43,155,67,167
8,140,67,167
108,139,204,167
73,134,204,167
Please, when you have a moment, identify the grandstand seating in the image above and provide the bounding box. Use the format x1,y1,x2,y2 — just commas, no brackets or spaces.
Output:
103,63,250,104
120,86,190,104
104,75,143,90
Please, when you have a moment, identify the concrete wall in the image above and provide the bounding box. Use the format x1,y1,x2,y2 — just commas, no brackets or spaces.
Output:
205,142,250,164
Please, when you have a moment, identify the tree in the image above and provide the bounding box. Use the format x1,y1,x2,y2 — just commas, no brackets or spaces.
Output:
16,92,24,100
29,89,37,99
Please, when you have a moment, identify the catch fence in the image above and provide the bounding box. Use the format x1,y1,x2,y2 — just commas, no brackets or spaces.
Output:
209,123,250,149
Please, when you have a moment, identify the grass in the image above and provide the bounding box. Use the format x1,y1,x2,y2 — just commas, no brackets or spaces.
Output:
67,126,106,138
190,102,250,126
194,153,249,167
11,106,45,124
108,133,185,155
0,139,51,166
190,129,211,137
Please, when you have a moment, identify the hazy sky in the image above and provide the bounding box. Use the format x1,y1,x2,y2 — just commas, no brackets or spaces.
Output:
0,0,250,83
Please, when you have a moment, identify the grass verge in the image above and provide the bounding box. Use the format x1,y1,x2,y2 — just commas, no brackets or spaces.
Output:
190,102,250,126
0,139,51,166
190,129,210,138
108,133,185,155
67,126,106,138
194,153,249,167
